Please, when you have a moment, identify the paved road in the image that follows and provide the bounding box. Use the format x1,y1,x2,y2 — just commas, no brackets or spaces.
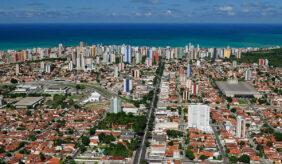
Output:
134,59,164,164
211,124,229,164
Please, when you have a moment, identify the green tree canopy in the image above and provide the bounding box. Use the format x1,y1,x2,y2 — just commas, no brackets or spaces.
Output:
185,148,195,160
238,154,250,163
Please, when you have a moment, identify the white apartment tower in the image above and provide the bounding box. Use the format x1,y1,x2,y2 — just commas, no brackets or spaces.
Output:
236,116,246,138
188,104,211,132
111,97,121,113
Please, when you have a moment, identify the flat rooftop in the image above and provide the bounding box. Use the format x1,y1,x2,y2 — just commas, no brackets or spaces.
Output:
216,79,261,97
14,97,44,106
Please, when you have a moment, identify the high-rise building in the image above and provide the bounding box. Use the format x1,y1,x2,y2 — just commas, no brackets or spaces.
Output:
188,104,211,132
80,41,85,47
265,59,269,66
123,78,133,94
135,52,141,64
15,64,20,75
69,61,73,71
196,60,201,67
224,49,231,58
58,44,64,56
45,63,51,73
118,63,125,71
111,97,121,113
232,61,237,68
236,116,246,138
76,53,81,70
152,51,160,65
237,50,241,59
123,46,132,64
132,69,140,79
85,58,93,71
245,69,252,81
191,82,199,96
186,79,192,89
81,54,85,71
187,64,192,78
0,95,3,107
114,66,119,78
40,61,45,73
182,89,189,102
212,48,217,62
258,59,265,66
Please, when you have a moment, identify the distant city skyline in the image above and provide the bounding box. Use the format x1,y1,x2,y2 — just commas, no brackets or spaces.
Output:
0,0,282,24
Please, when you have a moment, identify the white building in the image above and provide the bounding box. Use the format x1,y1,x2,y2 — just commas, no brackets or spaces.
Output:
15,64,20,75
45,63,51,73
82,92,101,104
111,97,121,113
188,104,211,132
122,107,138,115
44,86,70,95
245,69,252,81
236,116,246,138
0,95,3,106
114,66,119,78
69,61,73,71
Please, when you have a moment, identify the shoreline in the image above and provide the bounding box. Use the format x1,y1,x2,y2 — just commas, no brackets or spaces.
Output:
0,43,281,52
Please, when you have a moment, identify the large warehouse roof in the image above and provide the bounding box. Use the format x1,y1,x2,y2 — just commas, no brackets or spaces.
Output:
216,79,261,98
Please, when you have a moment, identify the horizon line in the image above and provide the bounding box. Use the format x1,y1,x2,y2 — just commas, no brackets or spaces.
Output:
1,22,282,25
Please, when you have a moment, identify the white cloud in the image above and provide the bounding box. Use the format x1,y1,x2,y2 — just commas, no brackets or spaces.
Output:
135,12,141,16
165,10,172,15
218,5,235,16
144,11,152,17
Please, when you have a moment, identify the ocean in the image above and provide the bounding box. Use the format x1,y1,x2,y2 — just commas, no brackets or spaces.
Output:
0,23,282,50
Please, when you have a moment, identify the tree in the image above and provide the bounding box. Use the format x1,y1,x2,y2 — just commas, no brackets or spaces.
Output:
66,128,74,135
54,139,64,146
10,78,18,84
238,154,250,163
104,143,129,157
274,132,282,141
239,141,245,147
226,97,232,103
75,84,85,90
81,136,90,146
127,138,140,151
231,108,237,113
0,159,6,164
166,130,183,138
39,152,46,161
29,135,36,141
98,133,115,144
0,147,5,153
5,152,12,157
185,148,195,160
19,148,31,154
199,155,208,161
26,110,32,116
89,127,96,135
229,156,238,163
79,144,86,153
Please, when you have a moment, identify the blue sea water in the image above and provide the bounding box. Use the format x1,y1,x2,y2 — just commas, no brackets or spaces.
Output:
0,23,282,50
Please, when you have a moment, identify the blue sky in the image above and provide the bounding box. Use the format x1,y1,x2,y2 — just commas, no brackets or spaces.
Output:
0,0,282,23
